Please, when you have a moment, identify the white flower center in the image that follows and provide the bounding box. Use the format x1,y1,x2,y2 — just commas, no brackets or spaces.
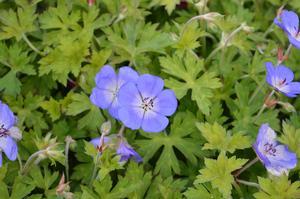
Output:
141,97,154,112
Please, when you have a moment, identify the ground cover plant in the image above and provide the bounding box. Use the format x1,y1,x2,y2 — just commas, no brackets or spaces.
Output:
1,0,300,198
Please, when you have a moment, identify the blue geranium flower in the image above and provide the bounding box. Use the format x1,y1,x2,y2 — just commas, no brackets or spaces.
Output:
274,10,300,49
0,101,19,166
118,74,177,133
265,62,300,97
90,65,139,120
253,124,297,176
116,140,142,163
90,136,142,163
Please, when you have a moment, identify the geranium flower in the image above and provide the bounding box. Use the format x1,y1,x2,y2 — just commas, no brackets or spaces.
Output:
90,136,142,163
116,140,142,163
265,62,300,97
253,124,297,176
0,101,19,166
274,10,300,49
118,74,177,133
90,65,139,120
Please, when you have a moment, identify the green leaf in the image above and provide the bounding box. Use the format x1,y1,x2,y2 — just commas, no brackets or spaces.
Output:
254,176,300,199
279,122,300,157
136,112,204,177
150,0,180,15
196,122,251,153
39,37,90,85
160,51,222,115
0,1,38,40
184,183,223,199
196,153,247,198
40,98,61,121
10,176,35,199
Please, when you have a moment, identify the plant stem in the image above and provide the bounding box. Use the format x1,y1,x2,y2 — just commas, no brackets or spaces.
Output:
17,154,23,171
236,179,260,189
21,149,46,175
117,124,125,137
249,81,265,105
22,34,44,56
206,45,222,62
64,136,73,182
89,152,100,188
234,157,259,177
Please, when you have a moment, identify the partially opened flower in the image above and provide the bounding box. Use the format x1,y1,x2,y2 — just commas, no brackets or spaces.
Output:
116,140,142,163
274,10,300,49
0,101,19,166
118,74,177,133
265,62,300,97
90,65,139,120
253,124,297,176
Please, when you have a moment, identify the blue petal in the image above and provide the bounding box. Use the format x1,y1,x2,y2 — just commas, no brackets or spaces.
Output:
280,10,299,36
90,136,110,148
117,142,142,163
265,62,275,87
280,82,300,97
0,101,15,129
118,106,144,130
137,74,164,98
287,34,300,49
275,65,294,84
117,67,139,88
95,65,118,91
153,89,178,116
108,98,120,119
141,110,169,133
256,124,276,145
90,88,115,109
0,136,17,161
0,153,2,167
118,82,143,107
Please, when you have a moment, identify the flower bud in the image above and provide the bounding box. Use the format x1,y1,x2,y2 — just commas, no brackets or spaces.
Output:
277,101,296,112
101,121,111,135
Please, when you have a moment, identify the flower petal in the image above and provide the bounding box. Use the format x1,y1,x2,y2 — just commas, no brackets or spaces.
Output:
287,34,300,49
95,65,117,91
117,142,142,163
0,136,17,161
279,82,300,98
256,124,276,145
118,82,142,107
117,67,139,87
0,153,2,167
90,88,115,109
280,10,299,36
265,62,275,87
275,65,294,84
268,145,297,169
108,98,120,119
90,136,110,148
153,89,177,116
137,74,164,98
118,107,144,130
142,110,169,133
0,101,15,129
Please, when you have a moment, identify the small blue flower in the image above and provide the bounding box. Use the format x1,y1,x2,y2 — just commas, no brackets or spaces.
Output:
253,124,297,176
90,65,139,120
118,74,177,133
0,101,18,167
274,10,300,49
265,62,300,97
116,140,142,163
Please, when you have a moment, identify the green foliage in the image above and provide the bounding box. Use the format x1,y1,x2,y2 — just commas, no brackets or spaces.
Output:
195,153,247,198
136,112,204,178
160,51,222,115
254,176,300,199
279,122,300,157
197,122,251,153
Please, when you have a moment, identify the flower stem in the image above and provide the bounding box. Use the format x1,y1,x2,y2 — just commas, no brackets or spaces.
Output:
234,157,259,177
249,81,265,105
117,124,126,137
236,179,260,189
89,152,101,188
64,136,73,182
253,90,275,122
22,33,44,56
17,154,23,171
21,149,46,175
